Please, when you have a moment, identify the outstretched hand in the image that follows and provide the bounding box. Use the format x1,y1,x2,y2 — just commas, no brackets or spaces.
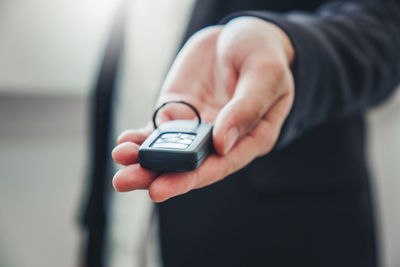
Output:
112,17,295,202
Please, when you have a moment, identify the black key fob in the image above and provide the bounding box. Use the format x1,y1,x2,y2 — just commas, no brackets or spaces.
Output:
138,100,213,172
139,120,213,172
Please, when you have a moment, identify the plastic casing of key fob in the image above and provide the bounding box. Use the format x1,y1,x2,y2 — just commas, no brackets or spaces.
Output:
138,120,213,172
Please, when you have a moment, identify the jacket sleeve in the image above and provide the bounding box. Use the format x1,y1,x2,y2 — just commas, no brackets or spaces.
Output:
221,0,400,148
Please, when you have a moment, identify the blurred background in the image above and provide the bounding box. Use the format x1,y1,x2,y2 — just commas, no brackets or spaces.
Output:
0,0,398,266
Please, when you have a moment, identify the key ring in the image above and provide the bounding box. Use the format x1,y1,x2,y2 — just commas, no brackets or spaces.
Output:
152,100,202,129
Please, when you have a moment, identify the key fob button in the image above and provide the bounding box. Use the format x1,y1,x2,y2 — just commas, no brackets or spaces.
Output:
138,119,213,172
180,134,196,140
162,137,181,143
152,142,188,149
161,133,180,139
178,139,192,145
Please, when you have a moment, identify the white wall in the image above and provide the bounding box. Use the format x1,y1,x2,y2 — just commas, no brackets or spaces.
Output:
0,0,121,96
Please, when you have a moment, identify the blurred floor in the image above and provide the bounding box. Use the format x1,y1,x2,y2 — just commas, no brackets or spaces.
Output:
0,94,88,267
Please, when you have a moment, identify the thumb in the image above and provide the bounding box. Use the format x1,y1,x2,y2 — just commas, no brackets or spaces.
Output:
213,67,284,155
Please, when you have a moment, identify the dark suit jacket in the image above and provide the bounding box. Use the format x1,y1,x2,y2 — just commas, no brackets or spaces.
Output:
82,0,400,267
157,1,400,267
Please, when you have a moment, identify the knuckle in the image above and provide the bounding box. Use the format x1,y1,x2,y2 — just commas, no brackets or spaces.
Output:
256,57,284,71
250,100,266,119
258,134,276,156
234,97,265,121
258,58,287,81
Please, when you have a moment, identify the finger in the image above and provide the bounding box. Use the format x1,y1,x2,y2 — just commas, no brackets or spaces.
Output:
112,142,139,166
213,65,286,155
265,91,294,132
112,164,158,192
117,124,153,145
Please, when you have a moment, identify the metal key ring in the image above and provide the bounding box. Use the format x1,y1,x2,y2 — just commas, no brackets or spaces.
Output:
152,100,202,129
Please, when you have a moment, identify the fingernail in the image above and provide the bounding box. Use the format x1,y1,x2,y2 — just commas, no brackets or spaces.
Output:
112,169,123,191
224,128,239,154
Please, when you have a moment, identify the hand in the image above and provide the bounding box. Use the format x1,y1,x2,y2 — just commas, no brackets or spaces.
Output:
112,17,295,202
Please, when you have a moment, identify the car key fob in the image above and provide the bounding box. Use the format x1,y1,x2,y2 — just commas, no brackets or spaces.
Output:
139,120,213,172
138,101,213,172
